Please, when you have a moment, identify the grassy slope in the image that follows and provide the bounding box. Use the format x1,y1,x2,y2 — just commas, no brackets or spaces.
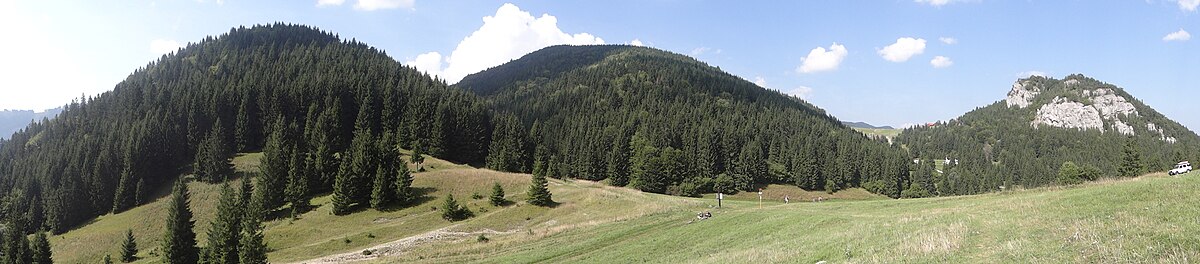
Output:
853,127,902,139
52,150,1200,263
380,172,1200,263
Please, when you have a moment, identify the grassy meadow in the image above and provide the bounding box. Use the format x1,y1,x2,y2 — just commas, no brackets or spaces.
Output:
49,151,1200,263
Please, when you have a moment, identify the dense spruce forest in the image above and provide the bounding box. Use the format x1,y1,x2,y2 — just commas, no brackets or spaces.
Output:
457,45,911,197
0,23,491,239
897,75,1200,196
0,23,914,248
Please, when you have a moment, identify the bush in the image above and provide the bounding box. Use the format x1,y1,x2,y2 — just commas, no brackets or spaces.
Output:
470,192,483,200
477,234,489,243
900,182,931,198
441,194,473,221
1057,161,1084,185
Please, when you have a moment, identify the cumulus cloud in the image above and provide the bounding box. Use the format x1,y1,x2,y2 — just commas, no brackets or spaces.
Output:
939,37,957,45
796,43,847,73
786,86,814,99
406,3,604,83
1017,71,1049,78
353,0,414,10
878,37,926,62
316,0,346,7
405,51,443,76
150,39,183,55
753,76,768,87
1163,29,1191,42
629,39,645,47
1177,0,1200,11
930,56,953,68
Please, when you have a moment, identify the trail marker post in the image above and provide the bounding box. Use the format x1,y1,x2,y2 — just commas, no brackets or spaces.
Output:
717,193,723,208
757,189,763,208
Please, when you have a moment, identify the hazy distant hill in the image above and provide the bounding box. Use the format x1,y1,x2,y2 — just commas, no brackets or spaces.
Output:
0,107,62,139
842,121,894,130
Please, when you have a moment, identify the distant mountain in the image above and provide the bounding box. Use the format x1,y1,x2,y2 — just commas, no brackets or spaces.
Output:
0,108,62,139
842,121,894,130
457,45,911,197
897,74,1200,195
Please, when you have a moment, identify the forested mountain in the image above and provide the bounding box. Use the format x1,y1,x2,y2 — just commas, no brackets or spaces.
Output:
456,45,911,197
897,74,1200,195
0,23,492,236
0,108,62,140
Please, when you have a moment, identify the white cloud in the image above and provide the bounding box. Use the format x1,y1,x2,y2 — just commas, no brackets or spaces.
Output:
1176,0,1200,11
407,3,604,83
404,52,443,76
915,0,975,7
629,39,645,47
786,86,814,99
1163,29,1191,42
1017,71,1049,78
753,76,768,87
150,39,183,55
353,0,414,11
691,47,711,56
930,56,953,68
796,43,847,73
939,37,957,45
317,0,346,7
878,37,926,62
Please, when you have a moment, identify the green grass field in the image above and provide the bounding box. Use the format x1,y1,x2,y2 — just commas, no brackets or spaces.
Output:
852,127,903,139
51,152,1200,263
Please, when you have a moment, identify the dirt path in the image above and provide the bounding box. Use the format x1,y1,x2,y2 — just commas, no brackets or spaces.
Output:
285,226,520,264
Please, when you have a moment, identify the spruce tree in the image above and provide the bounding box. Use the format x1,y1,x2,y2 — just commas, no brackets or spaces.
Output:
370,132,398,209
370,165,394,209
411,142,426,171
1119,139,1144,177
331,163,353,216
120,229,138,262
238,185,268,264
195,120,234,183
394,164,414,205
4,207,32,264
440,194,471,221
286,145,310,218
104,255,113,264
30,232,51,264
489,182,506,206
111,165,136,214
203,182,242,264
527,173,553,207
258,118,290,211
161,179,198,264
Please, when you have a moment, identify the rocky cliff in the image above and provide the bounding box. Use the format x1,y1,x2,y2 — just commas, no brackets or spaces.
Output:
1006,75,1175,142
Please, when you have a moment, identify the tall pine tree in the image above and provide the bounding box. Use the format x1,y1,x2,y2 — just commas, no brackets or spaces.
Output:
161,179,198,264
202,182,242,264
30,232,51,264
258,118,290,211
121,229,138,262
527,172,553,207
239,183,268,264
195,119,234,183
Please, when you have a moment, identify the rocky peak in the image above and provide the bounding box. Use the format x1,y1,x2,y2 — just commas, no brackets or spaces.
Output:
1005,80,1040,108
1018,75,1151,137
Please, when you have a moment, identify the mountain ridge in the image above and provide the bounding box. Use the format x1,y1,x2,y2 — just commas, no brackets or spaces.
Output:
896,74,1200,195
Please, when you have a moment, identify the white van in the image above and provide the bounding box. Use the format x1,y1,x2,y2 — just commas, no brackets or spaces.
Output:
1169,161,1192,176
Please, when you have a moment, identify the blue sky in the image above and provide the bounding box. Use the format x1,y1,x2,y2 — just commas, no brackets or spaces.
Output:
1,0,1197,131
